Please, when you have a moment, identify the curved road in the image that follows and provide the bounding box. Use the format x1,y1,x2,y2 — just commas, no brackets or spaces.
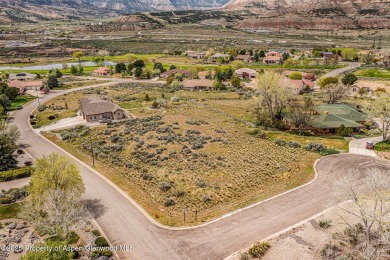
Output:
8,79,390,260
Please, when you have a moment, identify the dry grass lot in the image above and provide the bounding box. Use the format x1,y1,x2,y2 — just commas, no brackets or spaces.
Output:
41,83,320,226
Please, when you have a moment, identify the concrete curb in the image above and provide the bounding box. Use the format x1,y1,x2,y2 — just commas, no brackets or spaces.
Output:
89,218,121,260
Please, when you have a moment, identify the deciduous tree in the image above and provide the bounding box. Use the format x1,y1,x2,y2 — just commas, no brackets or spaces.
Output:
333,168,390,258
320,83,348,104
4,87,19,101
255,71,293,125
364,94,390,141
72,51,84,68
0,120,20,171
342,73,358,86
23,153,86,239
0,94,11,111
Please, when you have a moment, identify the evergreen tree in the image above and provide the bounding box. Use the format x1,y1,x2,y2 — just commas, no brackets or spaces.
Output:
70,65,78,75
47,74,59,89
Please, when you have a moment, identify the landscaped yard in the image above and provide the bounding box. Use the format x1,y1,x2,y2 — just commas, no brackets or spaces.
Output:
41,83,320,226
355,68,390,79
9,95,37,111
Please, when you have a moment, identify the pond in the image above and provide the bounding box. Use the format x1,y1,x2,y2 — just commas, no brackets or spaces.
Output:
0,61,117,71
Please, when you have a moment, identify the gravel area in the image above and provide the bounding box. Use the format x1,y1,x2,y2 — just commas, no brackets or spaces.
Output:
227,201,364,260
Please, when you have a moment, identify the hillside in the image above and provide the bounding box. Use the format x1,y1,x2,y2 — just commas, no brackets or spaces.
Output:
0,0,230,23
223,0,390,29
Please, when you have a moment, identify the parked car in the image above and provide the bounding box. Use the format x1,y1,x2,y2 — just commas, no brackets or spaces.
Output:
16,106,23,110
366,141,374,149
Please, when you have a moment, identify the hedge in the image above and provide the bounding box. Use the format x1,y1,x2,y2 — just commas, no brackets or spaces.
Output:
0,167,32,182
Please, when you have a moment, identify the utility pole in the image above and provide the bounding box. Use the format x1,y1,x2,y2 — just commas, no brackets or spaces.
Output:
183,207,186,223
90,135,95,167
36,87,40,106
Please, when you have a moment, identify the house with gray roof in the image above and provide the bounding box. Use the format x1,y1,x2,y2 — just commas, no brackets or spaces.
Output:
79,96,125,122
9,72,37,81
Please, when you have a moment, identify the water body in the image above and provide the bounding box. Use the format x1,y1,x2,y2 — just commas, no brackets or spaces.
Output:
0,61,117,71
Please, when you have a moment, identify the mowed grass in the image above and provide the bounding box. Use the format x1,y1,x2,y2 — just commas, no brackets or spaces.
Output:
0,203,21,220
9,95,37,111
42,84,320,226
355,68,390,79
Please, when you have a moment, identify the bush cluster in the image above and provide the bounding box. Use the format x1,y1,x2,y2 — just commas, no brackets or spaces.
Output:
248,241,270,258
0,186,28,204
0,167,32,182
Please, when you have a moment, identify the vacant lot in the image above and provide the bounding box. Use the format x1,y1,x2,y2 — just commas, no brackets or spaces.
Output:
41,83,319,226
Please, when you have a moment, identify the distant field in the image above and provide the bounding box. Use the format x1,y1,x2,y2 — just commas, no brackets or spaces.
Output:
42,83,319,226
355,68,390,79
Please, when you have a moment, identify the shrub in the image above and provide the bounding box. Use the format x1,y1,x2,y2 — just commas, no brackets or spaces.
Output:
248,241,270,258
319,220,332,229
320,244,340,259
95,237,109,247
274,139,287,146
337,124,352,137
0,196,13,204
159,181,172,191
48,115,56,120
140,172,153,181
319,148,340,156
289,72,303,80
305,142,325,152
196,180,206,188
16,149,24,154
151,101,159,109
92,230,101,237
344,223,363,245
37,104,46,112
240,252,249,260
24,161,33,166
0,167,32,182
91,249,113,258
287,141,301,148
248,129,268,139
67,231,80,244
201,194,211,203
164,198,175,207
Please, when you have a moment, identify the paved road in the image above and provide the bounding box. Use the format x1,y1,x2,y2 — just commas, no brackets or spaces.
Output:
321,62,361,78
349,136,382,157
8,78,390,260
0,177,30,190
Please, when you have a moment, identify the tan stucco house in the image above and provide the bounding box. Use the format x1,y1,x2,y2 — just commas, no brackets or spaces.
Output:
79,96,125,122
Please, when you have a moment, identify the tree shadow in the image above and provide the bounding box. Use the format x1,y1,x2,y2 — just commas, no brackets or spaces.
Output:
82,199,107,219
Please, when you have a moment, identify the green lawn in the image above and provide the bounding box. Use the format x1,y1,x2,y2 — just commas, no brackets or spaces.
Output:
0,203,21,220
374,141,390,152
9,95,37,111
355,68,390,79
